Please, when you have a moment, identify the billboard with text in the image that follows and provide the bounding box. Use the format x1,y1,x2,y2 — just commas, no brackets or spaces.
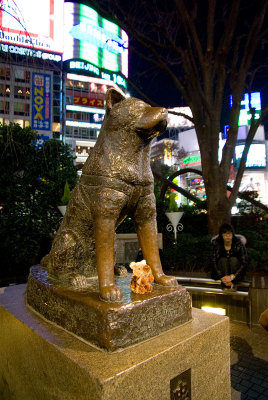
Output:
0,0,64,54
31,73,51,131
63,2,128,82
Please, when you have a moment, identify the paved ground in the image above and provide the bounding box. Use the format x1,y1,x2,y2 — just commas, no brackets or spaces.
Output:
230,322,268,400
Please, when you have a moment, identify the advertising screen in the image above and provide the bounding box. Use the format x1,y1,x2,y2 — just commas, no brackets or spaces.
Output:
235,143,266,168
167,107,194,128
0,0,64,54
31,73,51,131
230,92,261,126
63,2,128,80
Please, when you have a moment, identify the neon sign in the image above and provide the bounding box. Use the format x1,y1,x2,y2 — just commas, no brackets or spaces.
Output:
66,120,101,129
66,105,105,114
69,23,126,54
73,96,104,108
235,143,266,168
0,43,62,62
230,92,261,126
182,154,201,165
63,2,128,78
66,60,127,88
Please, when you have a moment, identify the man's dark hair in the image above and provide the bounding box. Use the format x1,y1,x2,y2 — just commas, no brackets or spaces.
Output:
219,222,235,238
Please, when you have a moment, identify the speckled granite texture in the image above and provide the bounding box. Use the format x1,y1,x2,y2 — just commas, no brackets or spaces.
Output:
0,284,231,400
26,265,192,351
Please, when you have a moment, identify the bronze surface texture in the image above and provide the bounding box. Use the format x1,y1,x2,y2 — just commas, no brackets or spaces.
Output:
27,265,192,351
40,88,178,303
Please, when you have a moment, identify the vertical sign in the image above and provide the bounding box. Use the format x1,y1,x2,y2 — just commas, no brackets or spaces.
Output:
32,73,51,131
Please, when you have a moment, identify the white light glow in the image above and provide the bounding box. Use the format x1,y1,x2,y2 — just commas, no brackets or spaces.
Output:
0,0,64,54
63,2,75,60
167,107,194,128
121,29,129,77
66,105,105,114
202,306,226,316
235,143,266,168
66,120,101,129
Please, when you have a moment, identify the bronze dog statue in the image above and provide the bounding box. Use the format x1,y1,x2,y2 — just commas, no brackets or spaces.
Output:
41,88,178,302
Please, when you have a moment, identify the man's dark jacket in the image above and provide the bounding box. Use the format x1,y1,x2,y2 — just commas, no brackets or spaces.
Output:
211,235,248,283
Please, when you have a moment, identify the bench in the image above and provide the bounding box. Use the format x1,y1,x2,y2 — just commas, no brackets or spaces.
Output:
175,276,252,327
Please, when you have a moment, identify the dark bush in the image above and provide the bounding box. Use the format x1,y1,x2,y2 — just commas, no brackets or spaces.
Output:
0,124,78,284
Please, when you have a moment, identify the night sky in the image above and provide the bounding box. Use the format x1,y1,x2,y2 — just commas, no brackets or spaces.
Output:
83,0,268,133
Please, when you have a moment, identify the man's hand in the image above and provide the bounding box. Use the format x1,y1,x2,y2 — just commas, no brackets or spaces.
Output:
221,275,232,286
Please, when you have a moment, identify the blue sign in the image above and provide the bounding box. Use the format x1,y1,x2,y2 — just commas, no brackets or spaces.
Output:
34,135,50,149
31,73,51,131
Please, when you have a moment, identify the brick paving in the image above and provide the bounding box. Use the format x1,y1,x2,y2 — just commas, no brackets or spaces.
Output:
230,322,268,400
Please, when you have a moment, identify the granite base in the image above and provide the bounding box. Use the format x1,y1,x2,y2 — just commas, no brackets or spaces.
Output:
0,284,231,400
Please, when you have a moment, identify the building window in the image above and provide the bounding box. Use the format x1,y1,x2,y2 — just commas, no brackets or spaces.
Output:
53,106,60,116
65,95,72,105
13,119,30,128
81,113,89,121
81,128,88,138
14,86,30,99
66,79,74,87
0,83,10,96
90,130,97,139
0,67,10,80
73,128,79,137
52,122,60,132
53,84,61,91
14,102,30,116
0,100,9,114
14,70,30,83
13,119,24,127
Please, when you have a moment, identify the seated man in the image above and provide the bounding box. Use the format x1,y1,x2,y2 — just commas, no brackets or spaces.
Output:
211,223,248,291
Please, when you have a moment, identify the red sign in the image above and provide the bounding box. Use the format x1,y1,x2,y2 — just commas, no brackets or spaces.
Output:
73,96,104,108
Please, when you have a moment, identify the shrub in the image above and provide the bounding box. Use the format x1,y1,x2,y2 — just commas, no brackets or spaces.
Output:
0,124,78,283
163,233,211,273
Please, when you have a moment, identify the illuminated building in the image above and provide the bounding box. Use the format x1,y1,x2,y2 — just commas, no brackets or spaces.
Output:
0,0,64,136
0,0,129,165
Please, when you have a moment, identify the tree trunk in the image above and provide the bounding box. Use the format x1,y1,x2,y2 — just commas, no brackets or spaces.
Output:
206,186,232,236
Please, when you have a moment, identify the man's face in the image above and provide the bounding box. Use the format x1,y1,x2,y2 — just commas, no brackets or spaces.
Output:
222,231,233,243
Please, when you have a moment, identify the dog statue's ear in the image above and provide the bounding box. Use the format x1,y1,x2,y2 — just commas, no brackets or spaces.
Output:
106,88,125,112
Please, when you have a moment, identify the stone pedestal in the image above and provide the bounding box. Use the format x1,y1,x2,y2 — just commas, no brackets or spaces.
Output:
27,265,192,351
0,284,231,400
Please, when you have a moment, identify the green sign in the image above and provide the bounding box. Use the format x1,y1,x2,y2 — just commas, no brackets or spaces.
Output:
182,154,200,164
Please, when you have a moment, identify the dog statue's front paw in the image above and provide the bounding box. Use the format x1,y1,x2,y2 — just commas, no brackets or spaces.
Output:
71,274,88,288
155,274,178,287
100,285,122,303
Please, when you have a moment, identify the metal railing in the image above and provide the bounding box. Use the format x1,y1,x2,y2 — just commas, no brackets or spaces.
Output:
175,276,251,288
175,275,252,327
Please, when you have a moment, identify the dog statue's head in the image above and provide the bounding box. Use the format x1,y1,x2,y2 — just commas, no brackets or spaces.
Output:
104,88,168,141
